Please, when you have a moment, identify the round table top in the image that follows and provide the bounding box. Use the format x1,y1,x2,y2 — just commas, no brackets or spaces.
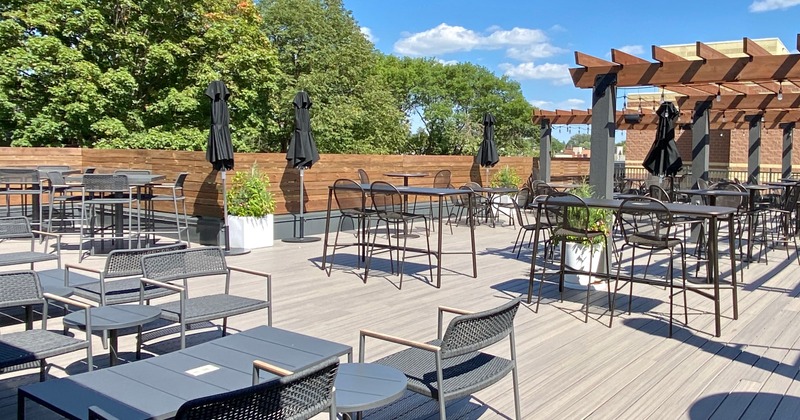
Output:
335,363,407,413
64,304,161,331
383,172,428,178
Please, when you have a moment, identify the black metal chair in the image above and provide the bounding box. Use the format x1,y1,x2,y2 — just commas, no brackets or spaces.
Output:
611,196,689,337
511,187,551,259
43,171,84,236
357,168,370,185
364,181,432,289
535,192,612,322
326,179,375,276
0,271,93,381
767,183,800,265
360,297,522,420
174,358,339,420
425,169,452,230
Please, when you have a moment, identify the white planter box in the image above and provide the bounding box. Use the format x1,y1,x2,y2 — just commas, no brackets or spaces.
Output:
226,215,274,249
563,242,606,291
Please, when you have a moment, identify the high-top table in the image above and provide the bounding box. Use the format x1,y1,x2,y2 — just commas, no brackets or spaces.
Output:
18,325,353,419
321,183,477,288
527,196,738,337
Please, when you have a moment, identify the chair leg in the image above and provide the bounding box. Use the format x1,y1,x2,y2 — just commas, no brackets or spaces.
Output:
628,247,636,314
584,245,594,323
424,217,433,281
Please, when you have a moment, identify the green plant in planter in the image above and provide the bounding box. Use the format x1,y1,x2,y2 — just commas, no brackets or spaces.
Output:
227,165,276,217
490,165,521,188
555,183,612,246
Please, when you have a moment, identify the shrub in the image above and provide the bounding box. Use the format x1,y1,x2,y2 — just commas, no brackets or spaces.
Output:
226,164,275,217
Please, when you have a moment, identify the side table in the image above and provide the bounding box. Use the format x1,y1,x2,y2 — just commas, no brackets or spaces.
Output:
336,363,407,419
64,304,161,367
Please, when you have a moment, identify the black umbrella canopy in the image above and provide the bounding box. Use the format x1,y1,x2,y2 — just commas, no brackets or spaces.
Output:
643,101,683,177
477,113,499,168
286,91,320,169
205,80,234,171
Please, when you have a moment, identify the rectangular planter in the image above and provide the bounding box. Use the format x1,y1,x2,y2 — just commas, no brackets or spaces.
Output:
226,214,274,249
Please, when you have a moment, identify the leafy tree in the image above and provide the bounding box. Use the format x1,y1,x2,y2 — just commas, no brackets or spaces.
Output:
566,133,591,150
551,138,566,154
0,0,281,151
257,0,406,154
377,56,536,156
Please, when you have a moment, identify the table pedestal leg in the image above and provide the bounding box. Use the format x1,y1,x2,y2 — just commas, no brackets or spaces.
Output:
109,330,119,366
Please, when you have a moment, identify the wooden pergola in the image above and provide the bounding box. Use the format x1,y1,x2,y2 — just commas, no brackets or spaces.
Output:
533,35,800,195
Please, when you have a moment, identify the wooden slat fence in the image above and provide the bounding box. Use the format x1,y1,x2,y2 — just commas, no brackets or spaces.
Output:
0,148,589,217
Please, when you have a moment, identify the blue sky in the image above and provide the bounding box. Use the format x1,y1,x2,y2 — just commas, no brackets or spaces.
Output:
344,0,799,116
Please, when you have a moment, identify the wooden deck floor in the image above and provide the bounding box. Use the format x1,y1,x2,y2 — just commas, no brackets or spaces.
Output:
2,217,800,419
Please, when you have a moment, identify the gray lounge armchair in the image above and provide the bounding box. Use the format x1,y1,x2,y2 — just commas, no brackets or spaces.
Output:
140,247,272,349
359,297,522,420
0,271,92,381
66,242,188,306
0,216,62,270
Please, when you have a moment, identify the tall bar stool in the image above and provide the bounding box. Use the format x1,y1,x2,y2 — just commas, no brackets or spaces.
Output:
143,173,190,244
44,171,84,235
357,169,370,185
326,179,375,275
79,174,141,261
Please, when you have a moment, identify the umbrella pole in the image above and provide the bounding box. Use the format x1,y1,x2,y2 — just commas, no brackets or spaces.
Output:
221,168,250,255
283,166,321,243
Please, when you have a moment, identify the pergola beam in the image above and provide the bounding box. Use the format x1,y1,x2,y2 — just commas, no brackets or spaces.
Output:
696,42,728,60
744,37,771,57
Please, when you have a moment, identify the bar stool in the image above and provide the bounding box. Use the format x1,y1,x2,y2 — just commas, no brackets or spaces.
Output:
143,173,190,244
326,179,375,276
79,174,141,261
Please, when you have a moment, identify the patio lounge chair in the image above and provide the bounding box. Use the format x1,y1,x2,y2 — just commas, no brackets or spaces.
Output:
0,271,93,381
359,297,522,420
66,242,188,306
0,216,62,270
140,246,272,349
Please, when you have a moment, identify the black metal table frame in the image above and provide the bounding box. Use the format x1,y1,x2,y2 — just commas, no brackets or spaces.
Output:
321,184,477,288
526,196,739,337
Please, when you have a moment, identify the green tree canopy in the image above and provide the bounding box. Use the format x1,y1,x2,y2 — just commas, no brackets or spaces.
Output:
566,133,591,150
377,56,536,156
0,0,280,151
257,0,406,154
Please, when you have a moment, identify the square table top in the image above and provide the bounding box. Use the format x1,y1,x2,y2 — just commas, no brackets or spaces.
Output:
19,326,352,420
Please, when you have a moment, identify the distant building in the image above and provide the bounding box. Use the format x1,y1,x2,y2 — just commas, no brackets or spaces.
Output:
556,146,590,158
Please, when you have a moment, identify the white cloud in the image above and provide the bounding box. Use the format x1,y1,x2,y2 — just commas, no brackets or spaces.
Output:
530,98,586,110
549,24,566,32
617,45,644,55
499,62,572,84
360,27,377,43
393,23,563,57
749,0,800,11
507,44,568,60
436,59,459,66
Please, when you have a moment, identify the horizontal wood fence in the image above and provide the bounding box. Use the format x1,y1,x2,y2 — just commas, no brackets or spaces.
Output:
0,148,589,217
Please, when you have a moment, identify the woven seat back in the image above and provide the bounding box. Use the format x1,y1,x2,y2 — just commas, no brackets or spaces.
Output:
713,183,745,209
0,168,39,185
369,181,405,222
175,358,339,420
37,165,70,171
83,174,129,194
141,247,227,283
0,271,43,308
0,216,34,240
333,179,367,214
114,169,151,175
617,196,673,245
104,242,188,279
513,188,531,226
440,297,521,358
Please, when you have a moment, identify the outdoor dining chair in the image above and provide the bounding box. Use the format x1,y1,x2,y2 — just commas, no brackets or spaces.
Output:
511,187,551,259
534,192,612,323
43,171,84,236
359,297,522,420
326,178,375,276
175,358,339,420
141,172,190,244
0,216,62,270
610,196,689,337
364,181,432,289
0,271,93,381
357,168,370,185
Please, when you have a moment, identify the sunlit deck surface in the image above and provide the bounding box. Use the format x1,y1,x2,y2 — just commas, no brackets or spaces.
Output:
2,217,800,419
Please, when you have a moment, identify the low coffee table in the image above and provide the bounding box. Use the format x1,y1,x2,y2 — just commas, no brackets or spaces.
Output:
64,304,161,366
336,363,407,418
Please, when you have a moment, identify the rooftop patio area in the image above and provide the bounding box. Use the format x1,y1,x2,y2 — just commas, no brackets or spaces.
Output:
1,214,799,420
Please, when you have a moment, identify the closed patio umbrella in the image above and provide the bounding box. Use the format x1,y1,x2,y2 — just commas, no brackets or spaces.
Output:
283,91,321,243
205,80,247,255
477,113,499,184
643,101,682,194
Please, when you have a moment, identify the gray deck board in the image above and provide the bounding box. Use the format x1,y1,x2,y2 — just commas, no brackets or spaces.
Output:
1,219,799,419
